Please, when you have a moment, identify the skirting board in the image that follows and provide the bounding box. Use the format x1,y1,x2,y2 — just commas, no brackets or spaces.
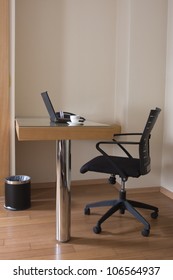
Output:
160,186,173,200
31,179,173,200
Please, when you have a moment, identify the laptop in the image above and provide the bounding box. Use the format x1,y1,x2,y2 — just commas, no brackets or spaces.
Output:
41,91,85,123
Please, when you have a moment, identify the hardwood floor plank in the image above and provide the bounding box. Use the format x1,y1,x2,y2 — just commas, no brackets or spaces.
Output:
0,183,173,260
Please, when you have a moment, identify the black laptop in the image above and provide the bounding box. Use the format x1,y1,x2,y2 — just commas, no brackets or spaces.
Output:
41,91,85,123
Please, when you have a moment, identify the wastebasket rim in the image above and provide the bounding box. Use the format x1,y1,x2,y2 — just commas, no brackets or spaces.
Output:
5,175,31,185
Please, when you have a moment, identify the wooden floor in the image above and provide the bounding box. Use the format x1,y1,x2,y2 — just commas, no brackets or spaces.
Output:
0,183,173,260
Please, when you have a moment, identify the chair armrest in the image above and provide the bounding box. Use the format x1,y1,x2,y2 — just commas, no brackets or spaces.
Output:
95,141,127,180
95,137,141,180
96,133,141,170
112,133,142,157
96,136,140,158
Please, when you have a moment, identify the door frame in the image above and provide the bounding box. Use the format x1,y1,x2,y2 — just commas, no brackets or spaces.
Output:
0,0,10,195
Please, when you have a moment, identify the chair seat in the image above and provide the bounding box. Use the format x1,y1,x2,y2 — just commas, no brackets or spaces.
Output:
80,156,141,178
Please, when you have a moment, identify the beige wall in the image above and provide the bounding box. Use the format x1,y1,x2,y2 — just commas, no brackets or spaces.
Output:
15,0,117,182
15,0,167,188
115,0,166,188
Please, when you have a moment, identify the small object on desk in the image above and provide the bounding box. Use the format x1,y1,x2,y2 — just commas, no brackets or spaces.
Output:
67,121,84,126
59,111,64,118
70,114,80,123
69,114,85,125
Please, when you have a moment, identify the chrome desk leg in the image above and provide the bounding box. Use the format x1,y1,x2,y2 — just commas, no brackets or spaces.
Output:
56,140,71,242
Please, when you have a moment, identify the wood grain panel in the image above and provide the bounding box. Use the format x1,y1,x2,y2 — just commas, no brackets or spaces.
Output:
16,120,121,141
0,0,10,195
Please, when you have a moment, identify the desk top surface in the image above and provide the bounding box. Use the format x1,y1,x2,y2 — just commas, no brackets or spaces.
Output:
16,117,110,127
16,117,121,141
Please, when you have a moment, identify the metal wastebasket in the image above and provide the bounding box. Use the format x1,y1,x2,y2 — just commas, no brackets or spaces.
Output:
4,175,31,210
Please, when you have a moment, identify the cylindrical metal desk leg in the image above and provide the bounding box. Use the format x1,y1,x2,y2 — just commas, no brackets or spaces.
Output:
56,140,71,242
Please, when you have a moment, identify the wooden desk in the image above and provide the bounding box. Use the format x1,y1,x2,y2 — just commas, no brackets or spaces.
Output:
16,118,121,242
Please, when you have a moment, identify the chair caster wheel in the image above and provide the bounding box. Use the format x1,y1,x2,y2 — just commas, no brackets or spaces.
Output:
108,175,116,184
119,208,125,214
84,207,90,215
141,228,150,237
93,225,101,234
151,211,158,219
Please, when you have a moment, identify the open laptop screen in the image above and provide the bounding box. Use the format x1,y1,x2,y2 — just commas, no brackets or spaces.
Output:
41,91,58,122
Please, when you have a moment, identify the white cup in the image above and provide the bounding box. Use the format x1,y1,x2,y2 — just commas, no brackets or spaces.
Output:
70,115,80,123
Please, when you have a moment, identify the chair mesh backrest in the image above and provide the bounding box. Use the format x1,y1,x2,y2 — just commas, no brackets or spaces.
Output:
139,107,161,175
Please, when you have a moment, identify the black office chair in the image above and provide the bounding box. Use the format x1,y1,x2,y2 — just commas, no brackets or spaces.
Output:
80,107,161,237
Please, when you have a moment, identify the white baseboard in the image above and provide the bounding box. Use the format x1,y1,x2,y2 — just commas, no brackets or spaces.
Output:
160,186,173,200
